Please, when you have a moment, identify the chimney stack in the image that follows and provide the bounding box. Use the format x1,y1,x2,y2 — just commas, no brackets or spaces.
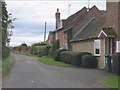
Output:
55,8,60,30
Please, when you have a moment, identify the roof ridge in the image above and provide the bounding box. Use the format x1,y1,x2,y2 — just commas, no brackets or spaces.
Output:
67,7,87,20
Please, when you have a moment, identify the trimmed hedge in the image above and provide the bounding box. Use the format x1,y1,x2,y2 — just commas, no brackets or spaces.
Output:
112,52,120,75
82,55,98,68
61,51,92,66
53,48,67,61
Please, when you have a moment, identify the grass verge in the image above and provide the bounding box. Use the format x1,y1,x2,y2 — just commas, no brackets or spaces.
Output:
102,76,120,88
38,56,72,67
2,54,15,76
24,54,72,67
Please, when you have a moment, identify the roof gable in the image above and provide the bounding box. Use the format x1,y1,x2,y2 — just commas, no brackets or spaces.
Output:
98,27,117,38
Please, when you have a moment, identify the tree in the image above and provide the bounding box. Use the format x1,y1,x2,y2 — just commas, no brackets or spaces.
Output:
1,1,16,59
2,2,16,46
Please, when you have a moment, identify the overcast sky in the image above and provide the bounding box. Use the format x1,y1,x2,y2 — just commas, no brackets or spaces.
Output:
6,0,106,46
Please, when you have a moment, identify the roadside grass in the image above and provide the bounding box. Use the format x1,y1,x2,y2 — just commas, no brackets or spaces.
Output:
2,54,15,76
102,76,120,88
24,53,72,67
38,56,72,67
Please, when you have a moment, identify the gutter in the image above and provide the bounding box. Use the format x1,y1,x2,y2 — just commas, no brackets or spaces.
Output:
70,36,98,43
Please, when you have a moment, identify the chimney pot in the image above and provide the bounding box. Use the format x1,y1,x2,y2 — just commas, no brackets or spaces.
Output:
57,8,59,13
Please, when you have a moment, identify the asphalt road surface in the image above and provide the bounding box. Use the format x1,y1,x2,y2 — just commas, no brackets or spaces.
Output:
3,54,113,88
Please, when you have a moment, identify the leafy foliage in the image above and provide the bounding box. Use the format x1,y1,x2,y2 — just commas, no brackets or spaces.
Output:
33,42,49,46
13,43,30,52
31,42,51,57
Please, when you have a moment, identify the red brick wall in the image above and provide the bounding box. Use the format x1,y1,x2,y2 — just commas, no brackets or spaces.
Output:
57,29,66,48
47,31,56,45
106,2,120,40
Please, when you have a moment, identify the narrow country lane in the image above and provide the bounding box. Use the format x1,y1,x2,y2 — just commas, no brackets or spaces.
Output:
3,54,113,88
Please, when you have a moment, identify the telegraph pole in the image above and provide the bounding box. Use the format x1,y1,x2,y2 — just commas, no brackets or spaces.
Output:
44,22,47,42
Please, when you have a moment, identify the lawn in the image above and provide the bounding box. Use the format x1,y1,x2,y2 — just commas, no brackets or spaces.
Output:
103,76,120,88
24,54,72,67
2,54,15,76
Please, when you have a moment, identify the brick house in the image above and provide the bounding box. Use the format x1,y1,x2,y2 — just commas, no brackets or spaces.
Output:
47,1,120,69
70,2,120,69
51,6,102,49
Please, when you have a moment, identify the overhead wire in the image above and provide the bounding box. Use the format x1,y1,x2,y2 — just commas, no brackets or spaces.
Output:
14,2,26,15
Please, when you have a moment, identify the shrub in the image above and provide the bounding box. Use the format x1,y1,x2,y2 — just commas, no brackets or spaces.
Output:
49,39,59,56
53,48,68,61
82,55,98,68
61,51,92,66
112,52,120,75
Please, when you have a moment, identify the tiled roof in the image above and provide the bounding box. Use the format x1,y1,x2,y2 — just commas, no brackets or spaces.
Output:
70,15,106,42
63,7,88,31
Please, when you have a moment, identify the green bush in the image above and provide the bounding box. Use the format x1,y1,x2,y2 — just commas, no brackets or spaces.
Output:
82,55,98,68
31,45,51,57
49,39,59,56
31,46,44,55
112,52,120,75
53,48,68,61
61,51,92,66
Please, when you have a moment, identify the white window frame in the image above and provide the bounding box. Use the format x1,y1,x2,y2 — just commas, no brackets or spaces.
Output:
116,41,120,52
94,39,101,56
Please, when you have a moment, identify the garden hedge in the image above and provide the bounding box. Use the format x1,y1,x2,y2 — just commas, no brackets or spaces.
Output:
61,51,92,66
53,48,67,61
31,45,51,56
111,52,120,75
82,55,98,68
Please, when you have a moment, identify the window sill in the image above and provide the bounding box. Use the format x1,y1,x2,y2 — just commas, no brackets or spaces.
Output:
94,54,100,57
